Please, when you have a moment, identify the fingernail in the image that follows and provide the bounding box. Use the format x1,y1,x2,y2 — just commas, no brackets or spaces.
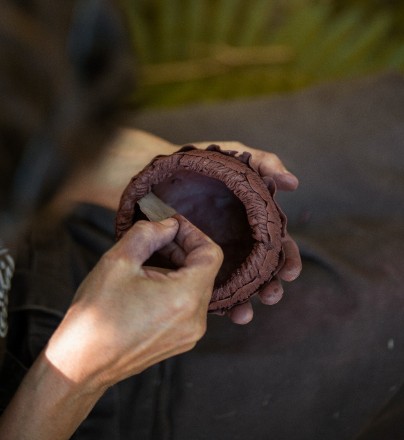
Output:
274,173,299,189
159,217,178,227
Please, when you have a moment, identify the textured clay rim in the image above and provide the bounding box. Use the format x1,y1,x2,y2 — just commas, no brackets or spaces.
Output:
116,145,285,312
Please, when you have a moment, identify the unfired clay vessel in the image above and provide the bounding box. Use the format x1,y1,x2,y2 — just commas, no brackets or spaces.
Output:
116,145,287,312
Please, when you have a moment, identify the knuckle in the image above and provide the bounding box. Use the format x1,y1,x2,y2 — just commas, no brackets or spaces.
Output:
187,297,202,316
179,341,198,354
233,141,244,149
182,317,207,346
132,220,153,236
98,249,129,277
213,243,224,263
100,247,121,266
194,319,207,340
104,239,132,263
170,293,198,317
170,295,208,341
268,152,281,164
270,152,280,160
93,250,127,285
204,242,224,267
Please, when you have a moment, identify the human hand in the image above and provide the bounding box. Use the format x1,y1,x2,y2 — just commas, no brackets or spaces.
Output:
193,141,302,325
193,141,299,191
45,215,223,390
57,130,299,212
57,132,301,326
55,128,179,212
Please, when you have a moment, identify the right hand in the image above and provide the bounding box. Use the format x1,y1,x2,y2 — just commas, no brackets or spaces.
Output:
45,215,223,391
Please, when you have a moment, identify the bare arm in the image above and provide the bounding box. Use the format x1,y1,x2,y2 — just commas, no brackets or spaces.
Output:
56,129,301,325
0,216,223,440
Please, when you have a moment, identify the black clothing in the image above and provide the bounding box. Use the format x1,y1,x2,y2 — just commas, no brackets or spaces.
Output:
5,73,404,439
0,246,15,413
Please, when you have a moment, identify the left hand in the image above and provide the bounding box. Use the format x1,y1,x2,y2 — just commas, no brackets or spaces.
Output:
193,141,302,325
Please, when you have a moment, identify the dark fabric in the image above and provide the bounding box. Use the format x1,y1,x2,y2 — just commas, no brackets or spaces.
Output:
356,384,404,440
0,244,18,411
4,72,404,439
0,350,26,413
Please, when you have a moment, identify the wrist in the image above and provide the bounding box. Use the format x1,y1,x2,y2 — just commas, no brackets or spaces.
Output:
0,349,106,440
44,310,110,394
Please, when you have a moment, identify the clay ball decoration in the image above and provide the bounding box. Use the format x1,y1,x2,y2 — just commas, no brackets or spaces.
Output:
115,145,287,313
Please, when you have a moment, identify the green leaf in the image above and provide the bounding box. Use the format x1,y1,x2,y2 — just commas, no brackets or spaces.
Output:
297,8,363,73
124,0,404,108
155,0,182,61
325,12,392,76
120,0,153,63
234,0,274,46
209,0,244,44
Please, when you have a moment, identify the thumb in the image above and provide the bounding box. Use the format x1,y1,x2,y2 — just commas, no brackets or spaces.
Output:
116,218,179,266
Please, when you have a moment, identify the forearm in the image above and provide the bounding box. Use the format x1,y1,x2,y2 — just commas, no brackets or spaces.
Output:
0,215,221,440
53,128,179,212
0,350,105,440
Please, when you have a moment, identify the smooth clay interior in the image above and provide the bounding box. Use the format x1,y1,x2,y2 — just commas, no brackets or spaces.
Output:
141,170,254,288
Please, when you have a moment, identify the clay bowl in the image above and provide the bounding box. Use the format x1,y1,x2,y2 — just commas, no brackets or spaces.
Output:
116,145,286,312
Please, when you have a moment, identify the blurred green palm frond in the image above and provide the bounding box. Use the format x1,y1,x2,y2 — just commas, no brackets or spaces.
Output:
121,0,404,108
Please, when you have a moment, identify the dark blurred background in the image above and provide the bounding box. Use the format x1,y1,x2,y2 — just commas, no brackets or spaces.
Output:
120,0,404,108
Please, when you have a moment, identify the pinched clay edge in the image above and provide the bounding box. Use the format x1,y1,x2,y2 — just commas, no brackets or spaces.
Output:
115,145,286,312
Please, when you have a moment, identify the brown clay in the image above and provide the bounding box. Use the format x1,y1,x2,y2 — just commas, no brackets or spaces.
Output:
115,145,287,312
